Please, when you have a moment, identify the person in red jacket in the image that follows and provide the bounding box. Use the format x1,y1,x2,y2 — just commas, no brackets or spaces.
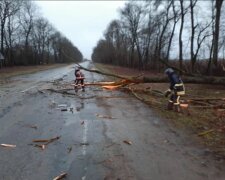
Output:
164,68,185,112
74,67,85,92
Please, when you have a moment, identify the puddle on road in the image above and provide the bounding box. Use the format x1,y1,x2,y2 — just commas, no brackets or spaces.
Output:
60,102,85,126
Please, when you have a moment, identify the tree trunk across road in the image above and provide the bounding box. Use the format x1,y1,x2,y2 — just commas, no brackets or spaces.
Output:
0,61,225,180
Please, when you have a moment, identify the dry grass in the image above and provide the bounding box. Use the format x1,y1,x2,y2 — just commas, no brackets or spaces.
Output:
95,63,225,156
0,64,68,84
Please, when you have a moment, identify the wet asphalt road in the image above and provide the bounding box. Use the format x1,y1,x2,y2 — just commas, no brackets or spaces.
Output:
0,61,225,180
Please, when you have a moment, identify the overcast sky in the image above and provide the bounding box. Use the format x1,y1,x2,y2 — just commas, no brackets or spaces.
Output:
35,1,127,60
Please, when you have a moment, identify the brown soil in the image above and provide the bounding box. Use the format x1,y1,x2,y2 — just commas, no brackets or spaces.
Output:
95,63,225,156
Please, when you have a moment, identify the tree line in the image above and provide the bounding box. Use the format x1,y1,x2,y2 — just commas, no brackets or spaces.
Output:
0,0,83,68
92,0,225,76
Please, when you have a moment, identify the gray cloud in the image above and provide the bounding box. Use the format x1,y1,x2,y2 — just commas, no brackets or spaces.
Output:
36,1,126,60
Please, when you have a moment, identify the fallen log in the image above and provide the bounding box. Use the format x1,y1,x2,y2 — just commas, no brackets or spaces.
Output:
61,47,225,85
143,76,225,86
74,62,225,86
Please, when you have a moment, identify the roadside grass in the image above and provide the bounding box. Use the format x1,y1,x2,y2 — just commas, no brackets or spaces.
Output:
94,63,225,156
0,63,70,83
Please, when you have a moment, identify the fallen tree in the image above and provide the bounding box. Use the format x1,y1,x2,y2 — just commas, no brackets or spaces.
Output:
61,49,225,85
42,57,225,110
143,76,225,86
75,63,225,86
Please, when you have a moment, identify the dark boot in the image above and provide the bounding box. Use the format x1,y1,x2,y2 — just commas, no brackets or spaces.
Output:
174,105,180,113
167,102,173,110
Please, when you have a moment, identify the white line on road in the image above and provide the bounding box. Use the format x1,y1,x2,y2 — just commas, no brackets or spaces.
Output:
82,121,88,156
21,85,37,93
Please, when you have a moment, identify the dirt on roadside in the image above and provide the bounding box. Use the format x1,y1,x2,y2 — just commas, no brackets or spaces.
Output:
0,64,68,84
94,63,225,157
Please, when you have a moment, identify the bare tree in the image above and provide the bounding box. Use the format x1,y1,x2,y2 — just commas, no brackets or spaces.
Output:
190,0,198,72
178,0,185,73
0,0,21,67
19,1,37,48
4,13,20,65
166,0,180,62
212,0,224,67
206,0,216,74
16,1,39,65
155,1,173,68
193,23,212,70
120,2,144,69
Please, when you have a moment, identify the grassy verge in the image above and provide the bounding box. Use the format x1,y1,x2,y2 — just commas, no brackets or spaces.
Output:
94,63,225,156
0,63,70,83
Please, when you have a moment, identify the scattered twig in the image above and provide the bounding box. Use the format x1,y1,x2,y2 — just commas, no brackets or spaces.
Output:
0,144,16,148
105,143,116,148
96,113,116,119
34,144,46,150
127,86,162,105
53,172,67,180
102,85,123,90
151,89,164,96
123,140,132,145
32,136,61,150
80,142,89,146
33,139,50,143
96,158,113,165
198,129,214,136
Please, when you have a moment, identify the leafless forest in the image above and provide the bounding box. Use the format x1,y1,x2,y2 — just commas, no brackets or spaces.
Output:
92,0,225,76
0,0,83,68
1,0,225,76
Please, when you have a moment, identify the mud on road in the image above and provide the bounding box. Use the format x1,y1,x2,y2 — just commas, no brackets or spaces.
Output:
0,61,225,180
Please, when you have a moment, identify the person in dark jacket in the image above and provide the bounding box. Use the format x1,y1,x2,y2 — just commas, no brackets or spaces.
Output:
74,67,85,92
164,68,185,112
